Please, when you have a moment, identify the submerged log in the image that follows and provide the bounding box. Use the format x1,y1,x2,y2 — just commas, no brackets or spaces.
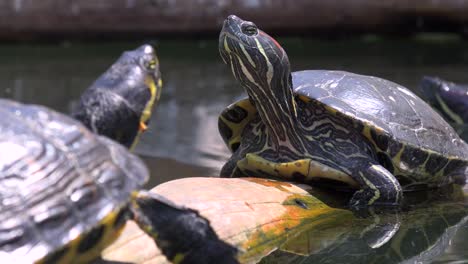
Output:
0,0,468,40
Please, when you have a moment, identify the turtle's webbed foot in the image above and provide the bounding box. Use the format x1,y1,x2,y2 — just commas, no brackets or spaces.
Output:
349,164,403,209
349,189,376,209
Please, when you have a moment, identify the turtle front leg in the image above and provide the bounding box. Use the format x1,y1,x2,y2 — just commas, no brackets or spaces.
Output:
350,164,403,208
220,148,249,177
130,191,239,264
220,157,242,177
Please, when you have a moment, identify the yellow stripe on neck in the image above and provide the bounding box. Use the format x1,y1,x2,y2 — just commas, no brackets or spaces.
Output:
129,77,162,151
130,77,161,151
141,77,160,124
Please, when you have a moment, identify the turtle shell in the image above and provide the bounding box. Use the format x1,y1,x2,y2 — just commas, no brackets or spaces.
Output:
292,70,467,159
0,99,148,263
219,70,468,181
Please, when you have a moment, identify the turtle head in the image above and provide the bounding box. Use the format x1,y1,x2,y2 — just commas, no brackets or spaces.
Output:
112,44,163,133
219,15,304,151
419,76,446,103
419,76,467,124
219,15,291,93
119,44,163,149
73,44,163,149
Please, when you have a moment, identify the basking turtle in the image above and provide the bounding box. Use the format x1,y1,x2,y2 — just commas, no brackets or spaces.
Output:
72,44,163,150
0,98,217,264
218,15,468,207
419,76,468,125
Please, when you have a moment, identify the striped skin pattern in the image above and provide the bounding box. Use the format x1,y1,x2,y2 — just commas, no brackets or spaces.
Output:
419,76,468,125
218,15,468,207
0,99,147,263
219,18,305,155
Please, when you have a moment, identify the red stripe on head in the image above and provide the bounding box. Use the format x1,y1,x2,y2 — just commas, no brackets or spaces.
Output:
259,31,282,50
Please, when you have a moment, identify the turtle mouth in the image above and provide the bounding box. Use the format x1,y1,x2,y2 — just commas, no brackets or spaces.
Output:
219,16,244,65
219,31,231,65
218,41,230,65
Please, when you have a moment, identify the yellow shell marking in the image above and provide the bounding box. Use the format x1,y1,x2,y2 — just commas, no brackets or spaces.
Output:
361,126,374,147
220,99,258,152
324,105,338,115
297,95,312,103
238,154,358,187
36,207,127,264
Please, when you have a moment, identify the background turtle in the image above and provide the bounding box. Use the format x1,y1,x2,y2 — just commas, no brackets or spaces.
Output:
72,44,163,150
0,98,216,264
419,76,468,125
218,15,468,207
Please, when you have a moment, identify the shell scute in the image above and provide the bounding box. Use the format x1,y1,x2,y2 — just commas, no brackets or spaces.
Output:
0,99,148,263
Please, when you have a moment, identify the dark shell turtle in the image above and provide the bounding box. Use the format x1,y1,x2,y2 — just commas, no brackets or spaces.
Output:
419,76,468,125
72,44,163,150
0,98,205,264
218,15,468,208
0,45,210,263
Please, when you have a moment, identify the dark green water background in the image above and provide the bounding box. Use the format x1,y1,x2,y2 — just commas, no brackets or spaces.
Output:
0,37,466,262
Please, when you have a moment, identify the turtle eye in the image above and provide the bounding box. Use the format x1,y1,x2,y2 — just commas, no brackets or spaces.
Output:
242,23,258,36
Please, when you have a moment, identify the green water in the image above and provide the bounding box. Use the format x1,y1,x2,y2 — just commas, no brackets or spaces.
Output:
0,38,467,263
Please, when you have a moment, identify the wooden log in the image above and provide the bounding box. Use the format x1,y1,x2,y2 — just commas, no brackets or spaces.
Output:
100,178,468,264
0,0,468,40
101,177,352,263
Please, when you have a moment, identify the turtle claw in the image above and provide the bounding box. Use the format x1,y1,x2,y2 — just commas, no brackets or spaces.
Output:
349,189,372,209
349,188,401,210
350,164,403,209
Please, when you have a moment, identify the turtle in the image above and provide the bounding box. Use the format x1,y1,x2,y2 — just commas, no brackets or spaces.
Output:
419,76,468,125
0,98,222,264
217,15,468,208
72,44,163,150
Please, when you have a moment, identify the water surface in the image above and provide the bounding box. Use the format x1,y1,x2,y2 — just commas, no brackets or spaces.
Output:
0,37,467,262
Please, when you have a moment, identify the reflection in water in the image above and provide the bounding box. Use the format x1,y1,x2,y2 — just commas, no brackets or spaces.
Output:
135,60,236,171
259,186,468,264
1,40,467,171
0,39,467,262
